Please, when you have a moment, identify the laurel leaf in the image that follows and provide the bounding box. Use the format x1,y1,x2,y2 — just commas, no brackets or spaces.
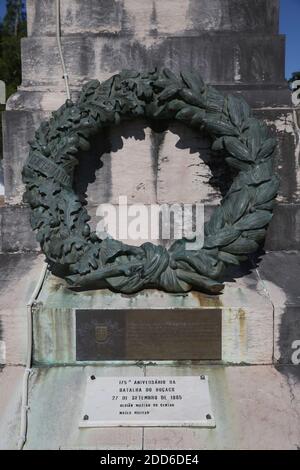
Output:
205,206,225,235
222,187,250,223
234,210,273,230
218,251,240,265
167,99,186,113
257,138,277,159
227,95,244,128
246,119,264,158
243,228,266,242
224,136,254,162
222,236,259,255
239,98,251,120
179,88,206,107
229,160,273,191
204,228,241,248
191,109,206,126
162,68,180,83
176,269,224,294
226,157,252,171
254,177,279,205
154,79,171,89
251,159,274,183
158,85,179,101
176,106,198,122
212,137,224,151
255,201,275,211
206,88,225,112
180,71,204,92
203,118,239,136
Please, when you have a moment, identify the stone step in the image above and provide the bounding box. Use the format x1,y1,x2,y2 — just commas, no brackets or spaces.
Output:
27,0,280,37
21,33,286,87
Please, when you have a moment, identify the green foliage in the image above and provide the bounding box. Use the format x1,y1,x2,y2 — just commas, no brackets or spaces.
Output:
0,0,27,95
2,0,26,33
0,1,27,159
288,71,300,87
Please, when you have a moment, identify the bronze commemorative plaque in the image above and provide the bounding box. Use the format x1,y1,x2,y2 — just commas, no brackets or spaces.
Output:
76,309,222,361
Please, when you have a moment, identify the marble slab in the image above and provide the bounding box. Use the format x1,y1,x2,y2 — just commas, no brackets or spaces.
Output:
79,375,215,428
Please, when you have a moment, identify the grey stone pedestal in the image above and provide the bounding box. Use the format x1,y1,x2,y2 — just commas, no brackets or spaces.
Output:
1,0,300,450
33,266,273,366
1,0,299,253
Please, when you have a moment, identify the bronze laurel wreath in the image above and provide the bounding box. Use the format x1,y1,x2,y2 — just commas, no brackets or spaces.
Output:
22,69,279,294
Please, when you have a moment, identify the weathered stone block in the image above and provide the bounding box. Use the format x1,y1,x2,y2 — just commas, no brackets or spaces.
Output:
0,253,44,365
27,0,280,37
217,84,291,108
21,34,286,89
0,366,24,449
81,121,158,205
33,269,273,365
6,89,66,112
255,109,300,204
2,110,48,204
74,120,222,207
256,251,300,365
265,203,300,251
143,365,300,450
25,365,144,450
0,205,39,252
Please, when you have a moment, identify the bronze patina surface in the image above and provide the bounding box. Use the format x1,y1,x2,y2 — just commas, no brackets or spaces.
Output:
76,308,222,361
23,69,279,295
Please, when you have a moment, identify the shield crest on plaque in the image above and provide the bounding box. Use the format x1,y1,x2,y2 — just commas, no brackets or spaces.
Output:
95,324,109,343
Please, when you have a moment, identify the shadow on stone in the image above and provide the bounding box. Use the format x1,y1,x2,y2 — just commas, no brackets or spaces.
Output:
73,119,234,205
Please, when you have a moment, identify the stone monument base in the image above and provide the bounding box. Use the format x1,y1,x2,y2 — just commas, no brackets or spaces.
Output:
33,263,273,365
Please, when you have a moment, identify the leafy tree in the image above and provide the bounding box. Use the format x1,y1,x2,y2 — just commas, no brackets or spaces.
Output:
288,71,300,87
0,0,26,96
0,1,27,162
